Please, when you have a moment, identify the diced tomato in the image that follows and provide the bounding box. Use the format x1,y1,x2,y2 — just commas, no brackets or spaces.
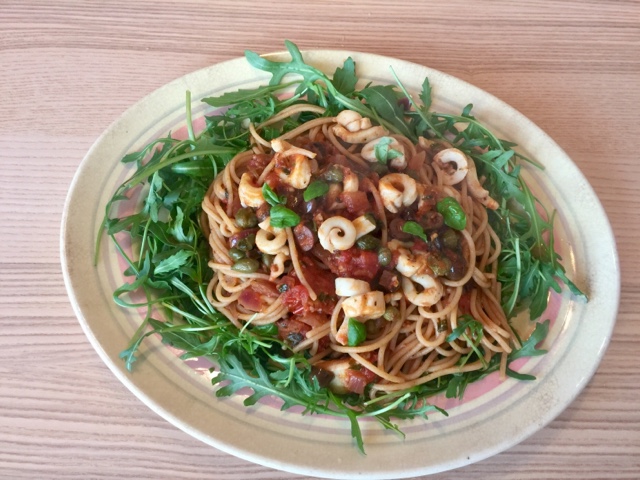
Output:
237,280,279,312
412,240,429,251
406,151,425,172
276,317,311,347
249,279,279,298
327,153,349,166
281,284,310,315
317,335,330,352
238,288,263,312
276,274,297,291
358,176,376,192
343,367,378,394
278,259,337,315
264,171,280,189
339,191,369,214
246,154,272,177
458,290,472,315
378,270,400,293
229,193,242,217
299,256,336,298
329,247,380,281
296,312,329,328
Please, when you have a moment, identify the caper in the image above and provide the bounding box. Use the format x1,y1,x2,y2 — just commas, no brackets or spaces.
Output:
383,305,400,322
262,253,275,268
442,228,459,249
235,207,258,228
427,251,451,277
370,163,388,176
231,257,260,273
321,165,344,183
377,246,392,266
356,234,380,250
437,319,448,333
229,247,245,261
366,317,385,336
236,233,256,252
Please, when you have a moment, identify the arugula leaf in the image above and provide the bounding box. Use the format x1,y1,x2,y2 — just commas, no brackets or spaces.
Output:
446,315,482,342
445,374,470,400
153,250,194,276
252,323,278,337
446,315,486,367
332,57,358,95
360,85,414,140
245,40,328,88
419,77,432,112
509,320,549,361
505,368,536,381
170,206,194,243
202,82,295,107
144,172,163,223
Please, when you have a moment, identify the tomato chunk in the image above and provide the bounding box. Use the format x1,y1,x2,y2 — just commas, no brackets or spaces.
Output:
339,191,369,214
329,247,380,281
276,317,311,347
299,256,336,298
281,284,310,315
344,367,377,394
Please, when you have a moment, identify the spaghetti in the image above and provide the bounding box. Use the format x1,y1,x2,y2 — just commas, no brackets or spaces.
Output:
202,106,518,397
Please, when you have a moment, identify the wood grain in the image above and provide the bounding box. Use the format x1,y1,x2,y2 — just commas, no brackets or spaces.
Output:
1,0,638,478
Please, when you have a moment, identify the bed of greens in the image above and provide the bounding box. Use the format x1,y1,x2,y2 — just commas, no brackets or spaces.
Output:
98,41,585,453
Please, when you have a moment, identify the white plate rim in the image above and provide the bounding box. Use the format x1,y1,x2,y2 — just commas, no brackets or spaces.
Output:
60,49,620,479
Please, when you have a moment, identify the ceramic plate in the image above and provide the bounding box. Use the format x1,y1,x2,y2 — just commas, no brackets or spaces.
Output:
61,50,619,479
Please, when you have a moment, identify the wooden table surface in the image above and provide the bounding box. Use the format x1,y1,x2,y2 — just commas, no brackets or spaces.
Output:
1,1,638,478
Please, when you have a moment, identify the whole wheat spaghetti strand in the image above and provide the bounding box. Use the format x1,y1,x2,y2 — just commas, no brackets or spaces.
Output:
277,117,336,142
257,104,326,129
257,157,277,184
285,227,317,301
227,150,254,185
349,352,404,383
248,122,271,148
372,359,485,393
324,123,368,167
293,323,331,353
207,262,273,280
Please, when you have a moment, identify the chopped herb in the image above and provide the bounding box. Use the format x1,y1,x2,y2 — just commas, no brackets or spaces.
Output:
402,221,428,242
347,318,367,346
303,180,330,201
374,137,403,164
262,183,283,206
437,197,467,230
270,204,300,228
